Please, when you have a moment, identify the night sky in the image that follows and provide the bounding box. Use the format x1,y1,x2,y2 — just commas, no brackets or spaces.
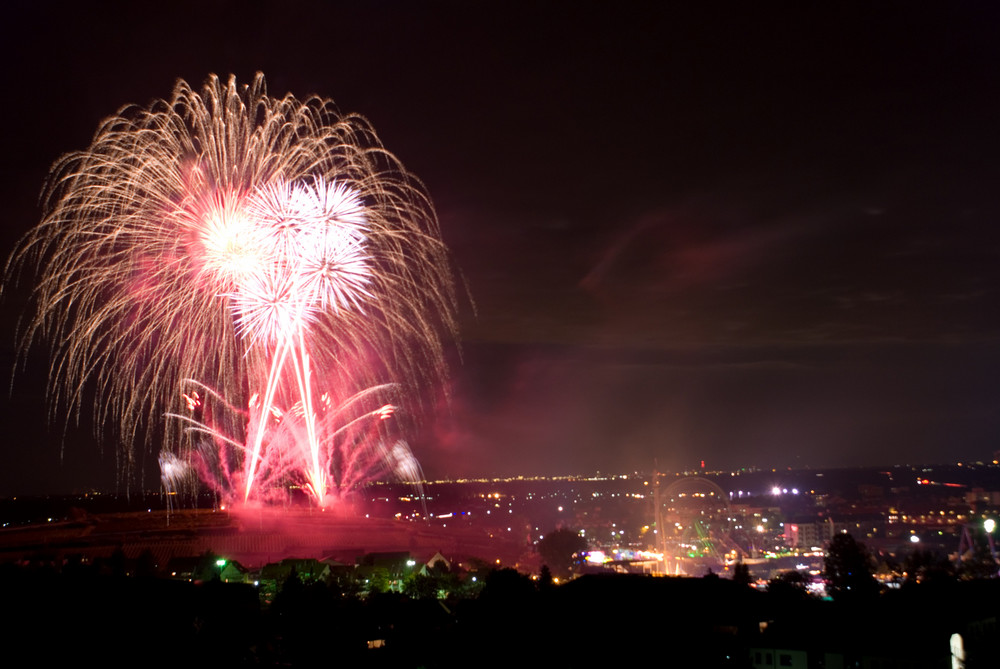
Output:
2,2,999,495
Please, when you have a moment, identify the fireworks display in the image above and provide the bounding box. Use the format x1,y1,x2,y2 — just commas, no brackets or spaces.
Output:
8,73,456,506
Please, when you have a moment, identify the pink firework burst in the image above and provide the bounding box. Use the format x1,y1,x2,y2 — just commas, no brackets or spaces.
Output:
9,73,457,507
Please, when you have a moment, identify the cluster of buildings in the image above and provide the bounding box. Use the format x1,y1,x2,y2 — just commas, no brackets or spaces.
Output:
2,462,998,586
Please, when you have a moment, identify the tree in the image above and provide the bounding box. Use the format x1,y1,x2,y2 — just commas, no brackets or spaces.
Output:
404,573,440,600
824,533,879,601
903,548,955,585
367,567,391,594
192,549,224,582
767,570,811,603
957,542,999,581
135,549,158,579
537,528,587,579
326,568,364,598
732,561,752,587
537,565,554,593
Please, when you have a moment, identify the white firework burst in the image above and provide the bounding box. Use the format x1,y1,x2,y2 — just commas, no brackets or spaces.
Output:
7,73,457,506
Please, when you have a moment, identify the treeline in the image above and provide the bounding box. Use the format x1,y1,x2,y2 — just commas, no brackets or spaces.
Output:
2,553,998,668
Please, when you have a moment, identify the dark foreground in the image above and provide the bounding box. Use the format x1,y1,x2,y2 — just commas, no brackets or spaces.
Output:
1,564,996,669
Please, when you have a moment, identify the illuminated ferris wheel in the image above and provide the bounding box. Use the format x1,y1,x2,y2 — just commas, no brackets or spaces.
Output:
654,476,736,565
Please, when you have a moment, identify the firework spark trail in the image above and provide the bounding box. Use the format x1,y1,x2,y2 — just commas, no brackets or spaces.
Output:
7,73,456,506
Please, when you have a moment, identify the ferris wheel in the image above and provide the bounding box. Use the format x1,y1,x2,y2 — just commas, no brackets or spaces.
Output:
655,476,737,564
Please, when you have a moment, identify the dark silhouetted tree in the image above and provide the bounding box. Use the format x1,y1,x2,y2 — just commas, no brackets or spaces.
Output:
327,568,363,598
767,570,811,603
824,533,879,601
109,546,127,578
280,566,303,597
732,561,752,587
136,549,158,579
538,564,554,593
404,573,439,599
957,542,999,580
193,550,224,582
903,548,955,585
538,528,587,579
